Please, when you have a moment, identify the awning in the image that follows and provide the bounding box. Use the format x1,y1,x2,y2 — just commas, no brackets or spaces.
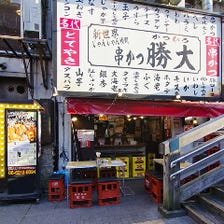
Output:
0,35,52,90
66,98,224,118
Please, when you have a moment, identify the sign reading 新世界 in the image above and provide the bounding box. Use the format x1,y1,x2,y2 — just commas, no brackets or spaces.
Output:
56,0,221,99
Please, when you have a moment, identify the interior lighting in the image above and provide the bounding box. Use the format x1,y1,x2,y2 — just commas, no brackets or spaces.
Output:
118,91,123,97
16,9,21,16
193,118,198,125
185,117,193,121
72,117,78,122
175,92,181,100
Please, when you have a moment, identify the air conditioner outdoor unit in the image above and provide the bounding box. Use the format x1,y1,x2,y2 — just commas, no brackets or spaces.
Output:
21,0,42,38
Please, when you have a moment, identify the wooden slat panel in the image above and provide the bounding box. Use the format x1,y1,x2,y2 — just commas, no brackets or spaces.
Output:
170,149,224,181
180,166,224,201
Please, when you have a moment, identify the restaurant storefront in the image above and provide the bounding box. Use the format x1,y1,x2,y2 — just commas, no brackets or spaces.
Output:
61,97,224,178
53,0,223,180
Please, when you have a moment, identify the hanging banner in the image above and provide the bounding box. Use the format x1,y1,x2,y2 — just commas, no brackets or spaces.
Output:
56,0,222,99
6,110,38,176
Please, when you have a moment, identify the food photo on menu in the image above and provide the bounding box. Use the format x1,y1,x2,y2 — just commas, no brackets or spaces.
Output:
6,111,37,168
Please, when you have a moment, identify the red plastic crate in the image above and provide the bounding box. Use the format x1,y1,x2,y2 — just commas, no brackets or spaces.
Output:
69,183,92,201
70,199,92,208
79,169,97,179
78,169,97,191
146,172,163,204
144,172,152,194
152,192,163,203
98,196,120,206
48,192,65,202
181,174,198,185
204,134,219,141
48,179,64,187
69,182,92,208
97,180,120,199
48,175,65,202
151,177,163,196
207,146,219,155
207,162,220,171
100,169,117,178
206,147,220,171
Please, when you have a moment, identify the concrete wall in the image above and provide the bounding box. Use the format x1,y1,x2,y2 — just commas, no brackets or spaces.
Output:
38,144,54,191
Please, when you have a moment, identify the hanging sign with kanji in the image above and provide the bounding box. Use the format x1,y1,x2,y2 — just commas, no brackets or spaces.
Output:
56,0,222,99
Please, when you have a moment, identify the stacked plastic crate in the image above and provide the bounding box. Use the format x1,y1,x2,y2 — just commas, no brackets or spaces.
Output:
100,157,116,178
115,156,129,178
144,171,151,194
147,153,156,171
144,171,163,203
132,156,146,178
204,134,220,171
150,175,163,203
79,168,98,190
207,146,220,170
97,178,120,206
48,174,65,202
69,179,92,208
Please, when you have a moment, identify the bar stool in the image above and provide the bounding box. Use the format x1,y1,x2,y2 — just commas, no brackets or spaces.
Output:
69,179,92,208
97,177,120,206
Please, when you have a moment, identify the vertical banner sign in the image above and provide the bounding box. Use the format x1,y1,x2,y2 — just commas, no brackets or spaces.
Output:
60,18,80,66
6,110,38,176
56,0,222,99
206,36,220,77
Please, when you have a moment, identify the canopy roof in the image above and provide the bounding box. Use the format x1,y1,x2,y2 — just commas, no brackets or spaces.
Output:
66,98,224,118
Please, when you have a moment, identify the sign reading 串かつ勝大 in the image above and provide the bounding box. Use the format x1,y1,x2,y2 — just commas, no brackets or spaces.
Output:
56,0,222,99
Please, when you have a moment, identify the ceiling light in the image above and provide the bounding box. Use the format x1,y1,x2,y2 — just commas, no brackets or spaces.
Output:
175,92,181,100
118,92,123,97
193,118,198,125
72,117,78,122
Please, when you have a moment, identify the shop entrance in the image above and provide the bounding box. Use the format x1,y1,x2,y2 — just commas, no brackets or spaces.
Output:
66,97,224,204
70,114,173,179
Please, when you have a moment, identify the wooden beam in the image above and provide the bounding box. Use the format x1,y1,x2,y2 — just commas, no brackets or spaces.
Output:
160,115,224,154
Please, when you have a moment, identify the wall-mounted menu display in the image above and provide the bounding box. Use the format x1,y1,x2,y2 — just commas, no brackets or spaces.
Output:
6,110,38,176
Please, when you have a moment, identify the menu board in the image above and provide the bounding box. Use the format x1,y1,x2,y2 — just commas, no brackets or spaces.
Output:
6,110,38,176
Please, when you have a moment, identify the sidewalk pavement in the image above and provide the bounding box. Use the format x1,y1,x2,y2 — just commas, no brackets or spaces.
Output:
0,179,196,224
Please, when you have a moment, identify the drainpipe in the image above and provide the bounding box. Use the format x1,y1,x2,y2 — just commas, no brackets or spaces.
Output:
202,0,213,11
